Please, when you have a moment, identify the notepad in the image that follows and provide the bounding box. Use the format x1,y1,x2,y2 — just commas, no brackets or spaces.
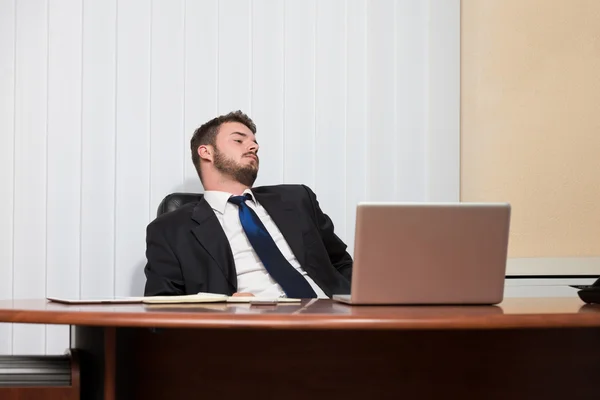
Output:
225,296,301,304
141,293,229,304
47,293,301,305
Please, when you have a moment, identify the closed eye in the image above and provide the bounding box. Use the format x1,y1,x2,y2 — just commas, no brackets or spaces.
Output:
234,139,242,143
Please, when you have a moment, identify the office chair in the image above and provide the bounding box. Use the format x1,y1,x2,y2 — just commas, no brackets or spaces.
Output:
156,193,203,217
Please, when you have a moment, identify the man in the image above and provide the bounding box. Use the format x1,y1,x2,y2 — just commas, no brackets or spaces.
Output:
143,110,352,298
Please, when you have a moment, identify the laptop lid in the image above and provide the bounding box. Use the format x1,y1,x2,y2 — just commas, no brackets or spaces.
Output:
348,202,511,305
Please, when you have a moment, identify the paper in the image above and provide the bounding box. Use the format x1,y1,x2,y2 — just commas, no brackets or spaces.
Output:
47,297,146,305
47,293,301,305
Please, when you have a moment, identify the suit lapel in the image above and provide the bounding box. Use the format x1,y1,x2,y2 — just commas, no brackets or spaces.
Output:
190,199,237,290
253,191,306,268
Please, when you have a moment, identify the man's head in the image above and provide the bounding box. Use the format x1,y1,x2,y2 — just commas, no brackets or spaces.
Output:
190,110,259,188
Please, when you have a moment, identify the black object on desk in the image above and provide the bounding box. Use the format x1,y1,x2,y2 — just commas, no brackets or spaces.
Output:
571,277,600,304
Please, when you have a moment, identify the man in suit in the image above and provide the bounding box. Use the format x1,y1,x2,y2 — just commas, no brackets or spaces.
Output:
144,110,352,298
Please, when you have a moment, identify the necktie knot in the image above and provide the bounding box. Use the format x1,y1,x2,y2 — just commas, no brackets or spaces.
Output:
228,193,252,206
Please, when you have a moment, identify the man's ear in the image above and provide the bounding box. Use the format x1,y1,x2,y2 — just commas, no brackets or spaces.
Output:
198,145,213,162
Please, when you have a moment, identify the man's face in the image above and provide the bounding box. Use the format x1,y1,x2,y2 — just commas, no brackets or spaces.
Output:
212,121,259,187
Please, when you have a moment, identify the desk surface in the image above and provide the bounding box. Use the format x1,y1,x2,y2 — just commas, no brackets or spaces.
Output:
0,297,599,330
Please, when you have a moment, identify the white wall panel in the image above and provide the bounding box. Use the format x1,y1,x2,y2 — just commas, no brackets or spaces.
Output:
315,0,347,239
149,0,185,216
114,0,151,297
366,0,397,201
218,0,251,114
182,0,217,193
344,0,368,255
251,0,284,187
45,0,82,355
283,0,316,187
0,0,16,355
396,0,427,201
80,0,117,300
428,0,460,201
12,0,48,355
0,0,460,354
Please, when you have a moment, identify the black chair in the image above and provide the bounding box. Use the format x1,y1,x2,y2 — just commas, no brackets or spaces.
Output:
156,193,203,217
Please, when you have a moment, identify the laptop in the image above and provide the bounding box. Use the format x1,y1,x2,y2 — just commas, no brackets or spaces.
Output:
332,202,511,305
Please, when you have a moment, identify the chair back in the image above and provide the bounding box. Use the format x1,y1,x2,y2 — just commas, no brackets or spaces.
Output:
156,193,203,217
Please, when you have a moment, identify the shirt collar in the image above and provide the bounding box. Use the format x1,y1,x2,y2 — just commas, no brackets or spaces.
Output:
204,188,256,215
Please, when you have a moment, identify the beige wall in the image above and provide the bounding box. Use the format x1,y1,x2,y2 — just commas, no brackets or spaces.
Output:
461,0,600,258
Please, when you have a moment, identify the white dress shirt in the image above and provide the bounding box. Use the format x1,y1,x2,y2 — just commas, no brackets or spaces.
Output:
203,189,328,298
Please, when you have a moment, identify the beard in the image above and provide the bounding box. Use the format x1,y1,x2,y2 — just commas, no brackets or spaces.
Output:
213,146,259,187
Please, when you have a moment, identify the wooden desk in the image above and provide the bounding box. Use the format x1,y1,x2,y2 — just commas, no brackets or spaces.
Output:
1,297,599,400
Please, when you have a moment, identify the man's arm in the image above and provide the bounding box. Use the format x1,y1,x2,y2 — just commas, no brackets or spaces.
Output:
302,185,353,282
144,222,186,296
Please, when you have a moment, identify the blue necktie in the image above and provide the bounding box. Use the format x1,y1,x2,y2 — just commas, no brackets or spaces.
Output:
228,194,317,298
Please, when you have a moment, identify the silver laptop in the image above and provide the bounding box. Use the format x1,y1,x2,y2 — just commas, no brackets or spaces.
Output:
333,202,511,305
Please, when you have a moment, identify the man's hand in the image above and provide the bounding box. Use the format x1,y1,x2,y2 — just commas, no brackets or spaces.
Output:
231,292,255,297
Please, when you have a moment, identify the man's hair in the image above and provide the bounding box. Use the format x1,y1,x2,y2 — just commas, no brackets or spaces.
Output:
190,110,256,181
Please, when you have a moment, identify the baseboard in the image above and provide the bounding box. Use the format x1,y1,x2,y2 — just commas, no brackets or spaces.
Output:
506,257,600,277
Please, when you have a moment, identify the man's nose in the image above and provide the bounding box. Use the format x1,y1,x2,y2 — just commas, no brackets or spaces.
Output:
248,142,259,153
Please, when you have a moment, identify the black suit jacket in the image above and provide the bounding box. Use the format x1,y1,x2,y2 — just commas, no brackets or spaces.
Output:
144,184,352,297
